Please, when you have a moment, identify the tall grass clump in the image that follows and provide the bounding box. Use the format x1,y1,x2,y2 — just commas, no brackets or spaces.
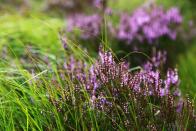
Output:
179,45,196,103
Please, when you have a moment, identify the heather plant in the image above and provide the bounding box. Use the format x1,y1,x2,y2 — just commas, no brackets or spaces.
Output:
46,45,196,130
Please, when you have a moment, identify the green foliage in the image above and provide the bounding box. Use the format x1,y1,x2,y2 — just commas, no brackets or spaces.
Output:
109,0,143,11
0,14,64,54
179,45,196,100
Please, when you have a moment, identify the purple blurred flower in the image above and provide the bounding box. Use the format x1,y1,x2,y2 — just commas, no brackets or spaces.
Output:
165,7,182,24
93,0,108,10
67,14,102,39
176,99,184,113
93,0,102,8
105,8,113,15
165,68,179,88
60,36,67,49
116,6,183,43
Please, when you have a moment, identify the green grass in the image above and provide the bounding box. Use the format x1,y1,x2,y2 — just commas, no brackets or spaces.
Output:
0,14,64,54
109,0,143,11
179,44,196,99
0,41,110,130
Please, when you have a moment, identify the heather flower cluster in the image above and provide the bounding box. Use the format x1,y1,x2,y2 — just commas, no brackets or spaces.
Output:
90,49,178,97
49,49,195,129
142,50,181,96
117,6,182,43
66,5,182,45
93,0,104,9
143,50,167,71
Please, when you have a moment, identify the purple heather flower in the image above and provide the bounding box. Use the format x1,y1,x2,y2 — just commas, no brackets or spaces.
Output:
89,65,100,90
165,7,182,24
63,49,180,99
93,0,102,8
160,88,169,97
117,13,133,43
165,68,179,88
59,35,67,50
105,8,113,15
116,6,182,43
93,0,108,10
143,50,167,71
69,56,75,72
131,8,150,27
176,99,184,113
173,88,181,97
